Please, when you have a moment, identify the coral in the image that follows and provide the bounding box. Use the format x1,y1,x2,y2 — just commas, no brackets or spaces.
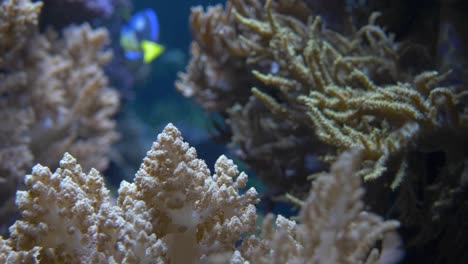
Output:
242,6,462,185
179,0,466,186
177,0,468,262
0,124,400,263
28,23,118,172
231,3,468,260
226,98,317,194
0,0,42,62
0,0,118,234
238,150,402,264
0,0,43,231
0,124,258,263
176,3,261,112
176,0,325,194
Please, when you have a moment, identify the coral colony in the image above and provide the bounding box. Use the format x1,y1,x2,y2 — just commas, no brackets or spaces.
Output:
1,0,468,263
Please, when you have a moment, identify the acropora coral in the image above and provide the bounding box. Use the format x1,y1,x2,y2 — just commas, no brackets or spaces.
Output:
0,124,400,264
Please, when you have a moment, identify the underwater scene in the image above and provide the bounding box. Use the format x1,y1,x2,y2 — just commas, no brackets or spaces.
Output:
1,0,468,263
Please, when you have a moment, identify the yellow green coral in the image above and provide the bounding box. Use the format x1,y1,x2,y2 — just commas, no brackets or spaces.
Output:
177,2,468,260
234,0,464,188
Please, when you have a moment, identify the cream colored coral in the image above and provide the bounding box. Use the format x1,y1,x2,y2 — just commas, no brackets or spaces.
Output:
121,123,258,263
29,23,119,173
1,124,259,263
0,0,42,229
0,0,42,65
0,0,119,231
237,150,402,264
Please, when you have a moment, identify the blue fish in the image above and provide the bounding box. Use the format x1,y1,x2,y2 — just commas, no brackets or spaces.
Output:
120,8,164,64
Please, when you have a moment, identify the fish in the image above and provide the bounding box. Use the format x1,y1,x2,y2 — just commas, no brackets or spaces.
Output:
120,8,165,64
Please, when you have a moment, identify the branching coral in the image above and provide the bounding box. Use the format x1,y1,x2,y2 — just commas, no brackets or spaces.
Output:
239,1,463,186
0,125,400,263
178,0,468,187
0,0,43,231
0,0,42,62
0,0,119,234
27,23,118,172
233,4,468,258
238,150,402,264
177,0,328,194
176,3,261,112
0,124,259,263
177,0,468,262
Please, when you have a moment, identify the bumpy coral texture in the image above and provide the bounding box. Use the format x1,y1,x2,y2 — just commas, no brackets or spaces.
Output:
0,124,259,263
0,0,119,231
